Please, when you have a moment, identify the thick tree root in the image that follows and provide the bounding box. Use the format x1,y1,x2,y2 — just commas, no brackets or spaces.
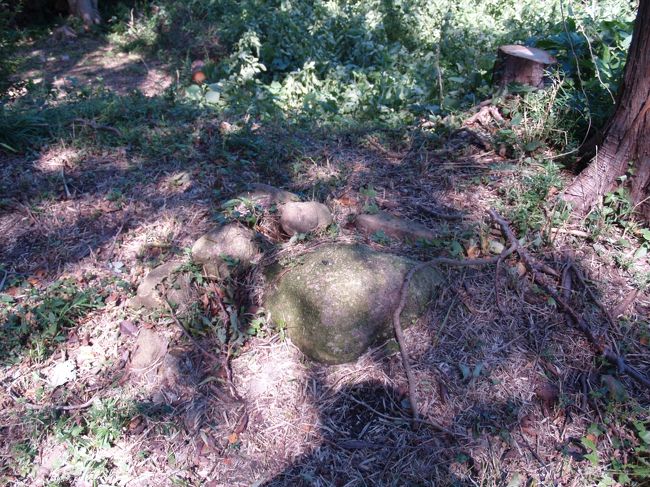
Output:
392,245,516,426
393,210,650,428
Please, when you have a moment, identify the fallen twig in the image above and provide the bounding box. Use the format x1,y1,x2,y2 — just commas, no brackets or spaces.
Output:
60,168,72,199
488,209,650,389
345,393,468,440
495,246,511,315
161,289,244,401
9,388,97,411
161,292,219,362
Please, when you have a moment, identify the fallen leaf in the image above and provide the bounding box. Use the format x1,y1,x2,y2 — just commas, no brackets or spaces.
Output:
105,292,121,305
520,413,536,436
336,196,357,207
465,239,481,258
4,286,20,296
48,360,77,387
27,277,41,286
128,415,146,434
536,382,559,410
119,320,138,336
234,411,249,435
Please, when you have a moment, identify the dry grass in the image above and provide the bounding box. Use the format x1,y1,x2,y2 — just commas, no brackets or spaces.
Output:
1,36,650,487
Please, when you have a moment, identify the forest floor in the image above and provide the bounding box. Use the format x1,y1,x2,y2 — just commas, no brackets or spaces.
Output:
1,30,649,487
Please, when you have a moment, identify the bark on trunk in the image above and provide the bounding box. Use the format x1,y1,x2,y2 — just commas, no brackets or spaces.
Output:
492,45,556,90
67,0,100,27
563,0,650,220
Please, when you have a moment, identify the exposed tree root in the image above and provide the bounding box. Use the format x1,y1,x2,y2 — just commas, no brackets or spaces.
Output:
488,209,650,389
393,210,650,427
392,245,516,425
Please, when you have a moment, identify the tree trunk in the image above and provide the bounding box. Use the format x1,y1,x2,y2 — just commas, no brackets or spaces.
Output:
492,45,556,90
67,0,100,27
563,0,650,220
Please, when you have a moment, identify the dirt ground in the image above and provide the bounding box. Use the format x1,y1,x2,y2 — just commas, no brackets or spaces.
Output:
1,31,649,487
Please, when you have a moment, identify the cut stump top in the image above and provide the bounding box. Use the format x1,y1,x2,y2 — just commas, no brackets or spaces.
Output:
499,45,556,65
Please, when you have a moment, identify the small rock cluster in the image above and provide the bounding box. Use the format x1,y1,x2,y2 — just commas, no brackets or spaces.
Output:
130,184,441,364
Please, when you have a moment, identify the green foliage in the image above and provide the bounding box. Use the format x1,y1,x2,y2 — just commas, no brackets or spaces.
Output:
571,405,650,485
501,159,568,234
585,186,650,278
534,6,635,140
0,89,208,156
221,197,266,228
100,0,631,128
0,0,22,93
0,279,104,363
7,399,136,484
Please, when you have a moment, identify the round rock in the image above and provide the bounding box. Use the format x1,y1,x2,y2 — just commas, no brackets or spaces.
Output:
280,201,333,236
264,244,442,364
191,223,260,279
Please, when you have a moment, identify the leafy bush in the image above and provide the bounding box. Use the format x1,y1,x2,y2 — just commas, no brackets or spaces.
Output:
106,0,634,136
0,0,22,92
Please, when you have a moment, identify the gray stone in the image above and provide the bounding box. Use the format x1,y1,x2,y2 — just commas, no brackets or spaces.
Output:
130,328,168,373
238,183,300,208
130,261,196,315
191,223,260,279
280,201,333,236
264,244,442,364
356,211,436,242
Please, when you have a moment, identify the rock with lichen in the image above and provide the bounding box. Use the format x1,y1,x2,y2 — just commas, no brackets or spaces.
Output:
264,244,442,364
355,211,436,242
237,183,300,208
279,201,333,236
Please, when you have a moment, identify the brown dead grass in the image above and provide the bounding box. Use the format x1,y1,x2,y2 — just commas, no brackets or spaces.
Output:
1,50,649,485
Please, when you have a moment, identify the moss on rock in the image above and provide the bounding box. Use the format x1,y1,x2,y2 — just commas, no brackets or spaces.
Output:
264,244,442,364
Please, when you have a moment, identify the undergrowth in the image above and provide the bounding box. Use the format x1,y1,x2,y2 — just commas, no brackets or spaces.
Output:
102,0,634,134
0,278,105,364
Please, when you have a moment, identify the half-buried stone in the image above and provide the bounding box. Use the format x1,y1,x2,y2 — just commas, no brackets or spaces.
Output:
130,261,197,316
264,244,442,364
191,223,261,279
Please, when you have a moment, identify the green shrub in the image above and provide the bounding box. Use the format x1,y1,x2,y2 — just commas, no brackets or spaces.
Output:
104,0,634,146
0,0,22,92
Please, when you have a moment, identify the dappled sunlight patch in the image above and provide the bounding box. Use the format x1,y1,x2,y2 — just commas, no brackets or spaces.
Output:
34,146,81,172
120,214,191,265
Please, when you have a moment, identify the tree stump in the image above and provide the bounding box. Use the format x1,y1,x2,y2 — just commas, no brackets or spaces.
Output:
492,45,556,90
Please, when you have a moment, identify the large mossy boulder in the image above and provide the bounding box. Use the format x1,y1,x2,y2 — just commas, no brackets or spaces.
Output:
264,244,442,364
